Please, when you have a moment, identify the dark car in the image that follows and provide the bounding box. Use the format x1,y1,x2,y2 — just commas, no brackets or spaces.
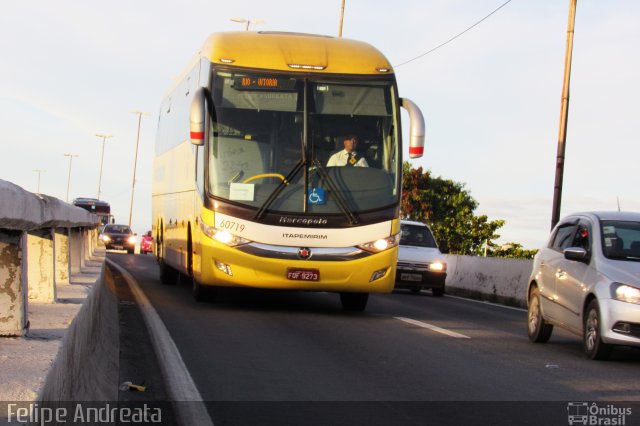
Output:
100,224,136,254
140,230,153,255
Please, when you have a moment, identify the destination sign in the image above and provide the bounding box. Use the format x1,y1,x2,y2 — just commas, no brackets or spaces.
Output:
234,75,297,91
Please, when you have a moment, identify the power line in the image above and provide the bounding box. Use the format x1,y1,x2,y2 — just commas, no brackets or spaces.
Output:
394,0,514,68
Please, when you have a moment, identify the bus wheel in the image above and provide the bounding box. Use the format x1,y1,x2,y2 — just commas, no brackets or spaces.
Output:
192,279,215,302
340,292,368,312
159,258,178,285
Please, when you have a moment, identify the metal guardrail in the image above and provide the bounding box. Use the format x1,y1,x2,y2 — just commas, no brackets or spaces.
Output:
0,179,100,336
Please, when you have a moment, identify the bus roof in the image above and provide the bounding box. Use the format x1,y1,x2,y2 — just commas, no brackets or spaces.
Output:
199,31,394,75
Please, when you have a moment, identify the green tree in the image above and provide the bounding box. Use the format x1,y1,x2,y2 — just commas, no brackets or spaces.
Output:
486,242,538,259
401,162,505,255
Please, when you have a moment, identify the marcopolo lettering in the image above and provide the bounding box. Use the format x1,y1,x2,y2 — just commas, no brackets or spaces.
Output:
278,216,328,226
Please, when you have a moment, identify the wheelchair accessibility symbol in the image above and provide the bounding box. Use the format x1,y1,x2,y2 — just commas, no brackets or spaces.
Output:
308,187,325,205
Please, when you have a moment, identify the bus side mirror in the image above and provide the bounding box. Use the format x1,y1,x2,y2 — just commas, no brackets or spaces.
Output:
400,97,425,159
190,87,207,146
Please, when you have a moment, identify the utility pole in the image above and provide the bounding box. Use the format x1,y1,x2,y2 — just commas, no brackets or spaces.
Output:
551,0,577,229
33,169,45,194
95,134,113,200
128,111,149,227
63,153,79,202
338,0,346,37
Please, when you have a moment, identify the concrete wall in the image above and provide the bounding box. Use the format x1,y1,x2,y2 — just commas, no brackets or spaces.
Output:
27,230,56,304
0,230,27,336
38,267,119,401
445,254,533,308
0,179,99,336
54,229,70,285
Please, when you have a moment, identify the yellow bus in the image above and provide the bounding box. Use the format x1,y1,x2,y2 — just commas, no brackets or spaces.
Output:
152,31,425,311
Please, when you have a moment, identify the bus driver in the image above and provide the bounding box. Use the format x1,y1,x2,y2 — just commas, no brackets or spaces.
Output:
326,135,369,167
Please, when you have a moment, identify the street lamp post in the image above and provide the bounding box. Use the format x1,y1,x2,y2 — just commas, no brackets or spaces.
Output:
95,134,113,200
33,169,45,194
338,0,346,37
63,153,79,202
128,111,149,228
230,17,264,31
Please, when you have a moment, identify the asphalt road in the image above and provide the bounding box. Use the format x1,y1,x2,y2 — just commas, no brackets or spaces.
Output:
107,253,640,425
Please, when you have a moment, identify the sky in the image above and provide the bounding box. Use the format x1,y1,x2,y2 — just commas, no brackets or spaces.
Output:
1,0,638,249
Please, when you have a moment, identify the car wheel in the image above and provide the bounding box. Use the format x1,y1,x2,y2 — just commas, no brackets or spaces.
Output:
340,292,368,312
432,287,445,297
528,287,553,343
127,248,134,254
584,299,612,360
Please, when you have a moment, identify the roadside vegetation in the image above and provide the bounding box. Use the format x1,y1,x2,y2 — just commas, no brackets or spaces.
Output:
401,162,538,259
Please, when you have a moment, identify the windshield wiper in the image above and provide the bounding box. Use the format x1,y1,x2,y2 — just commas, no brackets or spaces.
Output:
254,160,305,221
312,159,358,225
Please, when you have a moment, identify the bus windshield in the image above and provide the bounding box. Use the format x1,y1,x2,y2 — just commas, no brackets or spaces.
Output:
208,71,399,215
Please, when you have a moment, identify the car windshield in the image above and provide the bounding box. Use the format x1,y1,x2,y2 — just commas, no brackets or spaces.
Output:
104,225,131,234
208,71,399,216
600,220,640,261
400,224,437,248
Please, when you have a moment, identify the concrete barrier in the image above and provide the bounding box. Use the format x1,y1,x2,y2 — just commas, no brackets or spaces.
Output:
445,254,533,308
38,266,119,401
0,230,27,336
0,179,99,336
27,229,56,304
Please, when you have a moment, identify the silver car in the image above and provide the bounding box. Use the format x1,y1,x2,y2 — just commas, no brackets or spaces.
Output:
395,220,447,296
527,211,640,359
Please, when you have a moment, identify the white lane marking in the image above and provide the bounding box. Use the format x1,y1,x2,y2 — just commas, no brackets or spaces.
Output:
107,259,214,426
445,295,527,312
394,316,471,339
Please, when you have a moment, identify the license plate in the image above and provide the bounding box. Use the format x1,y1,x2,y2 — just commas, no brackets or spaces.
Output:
400,273,422,282
113,245,123,250
287,268,320,281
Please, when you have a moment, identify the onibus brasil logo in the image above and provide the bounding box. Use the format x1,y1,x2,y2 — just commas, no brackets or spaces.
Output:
567,402,632,425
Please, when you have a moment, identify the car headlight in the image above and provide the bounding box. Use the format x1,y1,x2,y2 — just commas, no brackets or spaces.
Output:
358,233,401,253
101,235,110,243
428,261,447,273
127,236,137,244
611,283,640,304
200,219,251,247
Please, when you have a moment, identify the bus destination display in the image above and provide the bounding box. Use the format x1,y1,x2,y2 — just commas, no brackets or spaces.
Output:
234,76,296,91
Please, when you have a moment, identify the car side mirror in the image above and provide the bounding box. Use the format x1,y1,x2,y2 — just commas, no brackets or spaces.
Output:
564,247,589,263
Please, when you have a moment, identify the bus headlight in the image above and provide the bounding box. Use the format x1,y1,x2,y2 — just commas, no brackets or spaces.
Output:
200,220,251,247
358,233,400,253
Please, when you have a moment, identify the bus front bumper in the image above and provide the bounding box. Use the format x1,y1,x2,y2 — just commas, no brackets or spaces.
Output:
197,242,397,293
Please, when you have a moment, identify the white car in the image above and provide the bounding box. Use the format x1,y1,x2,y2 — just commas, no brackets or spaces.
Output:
395,220,447,296
527,211,640,359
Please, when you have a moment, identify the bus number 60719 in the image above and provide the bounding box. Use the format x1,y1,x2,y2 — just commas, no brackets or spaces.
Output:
219,220,245,233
